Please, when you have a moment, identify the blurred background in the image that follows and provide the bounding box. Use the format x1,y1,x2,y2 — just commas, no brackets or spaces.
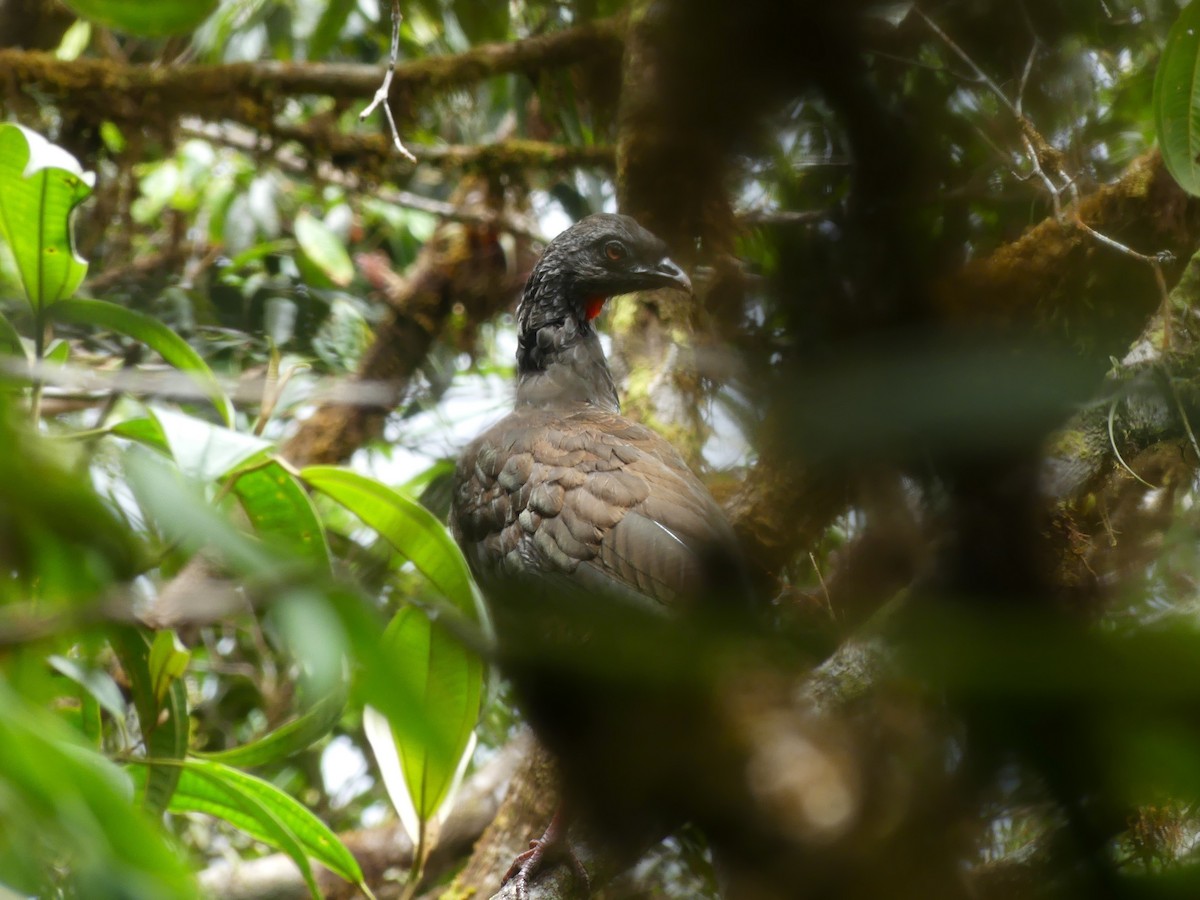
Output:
5,1,1200,898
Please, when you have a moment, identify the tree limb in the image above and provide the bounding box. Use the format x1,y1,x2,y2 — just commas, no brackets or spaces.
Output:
0,17,624,133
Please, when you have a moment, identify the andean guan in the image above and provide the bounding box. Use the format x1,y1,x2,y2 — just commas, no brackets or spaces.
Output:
450,213,747,896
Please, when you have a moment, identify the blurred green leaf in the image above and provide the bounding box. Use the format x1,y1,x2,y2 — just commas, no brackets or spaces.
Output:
308,0,354,59
53,299,234,425
1155,0,1200,195
0,124,93,312
294,211,355,287
49,654,126,721
0,678,196,899
62,0,218,36
199,687,346,768
149,406,268,482
122,443,277,576
43,336,70,365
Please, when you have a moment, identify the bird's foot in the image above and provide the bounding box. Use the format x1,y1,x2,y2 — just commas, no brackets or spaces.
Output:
501,815,589,899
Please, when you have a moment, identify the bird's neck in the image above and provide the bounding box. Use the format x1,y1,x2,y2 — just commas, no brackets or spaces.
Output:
515,286,620,412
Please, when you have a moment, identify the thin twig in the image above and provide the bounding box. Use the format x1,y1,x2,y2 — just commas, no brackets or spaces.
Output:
919,8,1172,281
360,0,418,163
915,8,1019,118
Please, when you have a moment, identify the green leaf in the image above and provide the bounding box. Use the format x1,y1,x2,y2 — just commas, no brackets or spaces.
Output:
301,466,485,624
52,299,234,425
1156,1,1200,196
62,0,218,36
199,688,346,768
0,124,93,312
122,443,277,576
308,0,355,60
110,414,171,454
364,606,481,848
166,759,367,895
148,630,190,706
229,460,332,571
294,211,354,287
148,406,268,482
0,679,197,899
109,626,190,814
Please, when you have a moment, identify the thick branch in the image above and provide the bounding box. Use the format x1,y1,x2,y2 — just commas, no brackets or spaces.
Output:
0,17,623,131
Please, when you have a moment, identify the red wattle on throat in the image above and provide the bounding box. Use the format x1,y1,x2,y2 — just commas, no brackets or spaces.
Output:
584,295,607,321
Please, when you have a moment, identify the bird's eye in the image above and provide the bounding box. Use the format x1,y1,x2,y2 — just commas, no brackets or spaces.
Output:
604,241,626,262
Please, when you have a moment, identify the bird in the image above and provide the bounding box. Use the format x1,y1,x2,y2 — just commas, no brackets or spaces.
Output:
449,213,747,897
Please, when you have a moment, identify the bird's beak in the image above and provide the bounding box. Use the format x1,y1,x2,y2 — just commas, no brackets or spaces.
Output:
636,257,692,294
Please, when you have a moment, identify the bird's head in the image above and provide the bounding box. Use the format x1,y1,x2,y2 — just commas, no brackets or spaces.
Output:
518,213,692,342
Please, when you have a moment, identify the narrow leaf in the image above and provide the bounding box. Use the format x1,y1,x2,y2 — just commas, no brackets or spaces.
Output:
200,688,346,768
109,626,190,814
148,630,191,706
110,415,170,454
173,759,365,891
48,654,127,721
0,307,24,356
53,299,234,425
301,467,485,624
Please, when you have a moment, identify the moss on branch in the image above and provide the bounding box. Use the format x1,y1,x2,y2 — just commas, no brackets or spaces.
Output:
0,17,623,134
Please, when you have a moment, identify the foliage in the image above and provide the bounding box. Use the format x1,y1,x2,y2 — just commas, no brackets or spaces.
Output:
7,0,1200,899
0,110,484,899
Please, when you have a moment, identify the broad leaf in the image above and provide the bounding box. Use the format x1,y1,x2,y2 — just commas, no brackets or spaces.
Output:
1156,1,1200,195
62,0,218,36
364,605,481,850
53,299,234,425
148,406,268,482
0,124,94,311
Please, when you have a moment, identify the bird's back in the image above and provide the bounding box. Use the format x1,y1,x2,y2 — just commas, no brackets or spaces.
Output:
451,403,739,619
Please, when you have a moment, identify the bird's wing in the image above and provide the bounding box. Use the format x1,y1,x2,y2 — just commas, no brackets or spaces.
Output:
451,407,736,612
